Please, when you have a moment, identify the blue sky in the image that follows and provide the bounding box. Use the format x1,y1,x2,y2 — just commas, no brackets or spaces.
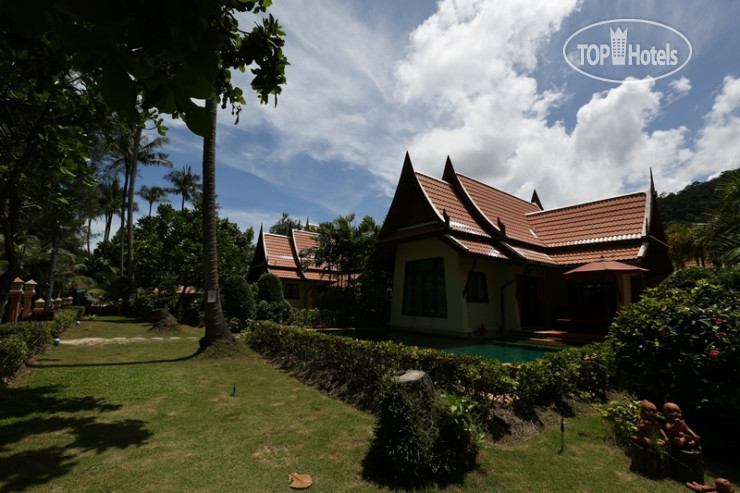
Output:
133,0,740,238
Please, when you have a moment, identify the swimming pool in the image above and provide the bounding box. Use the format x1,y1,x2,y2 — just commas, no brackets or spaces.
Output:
341,330,563,363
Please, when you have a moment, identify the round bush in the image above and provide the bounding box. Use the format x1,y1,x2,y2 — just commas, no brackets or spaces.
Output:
608,266,739,451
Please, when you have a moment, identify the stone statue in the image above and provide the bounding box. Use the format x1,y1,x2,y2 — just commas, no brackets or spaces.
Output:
663,402,701,450
631,399,667,446
686,478,735,493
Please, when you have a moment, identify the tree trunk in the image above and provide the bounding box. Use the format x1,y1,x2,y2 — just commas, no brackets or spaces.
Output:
127,124,142,296
200,97,234,349
44,230,61,312
119,164,129,275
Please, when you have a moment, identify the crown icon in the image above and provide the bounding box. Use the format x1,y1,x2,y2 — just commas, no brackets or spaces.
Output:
610,27,627,65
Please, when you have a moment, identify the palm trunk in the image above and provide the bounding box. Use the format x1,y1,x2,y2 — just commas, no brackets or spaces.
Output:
44,230,61,312
127,124,142,296
200,97,234,349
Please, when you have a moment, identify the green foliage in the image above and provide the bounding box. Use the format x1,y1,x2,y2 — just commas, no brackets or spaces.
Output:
129,289,179,319
52,307,82,337
0,334,29,381
0,313,76,381
370,376,483,485
608,265,740,449
243,321,614,415
601,397,640,447
255,300,292,324
289,308,321,328
514,344,615,405
257,273,283,303
220,274,255,322
371,373,439,483
657,169,737,226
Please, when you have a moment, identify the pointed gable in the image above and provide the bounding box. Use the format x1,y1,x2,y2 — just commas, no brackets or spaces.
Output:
378,153,448,243
377,154,667,269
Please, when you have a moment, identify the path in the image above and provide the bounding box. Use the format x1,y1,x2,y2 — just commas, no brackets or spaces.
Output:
61,336,199,346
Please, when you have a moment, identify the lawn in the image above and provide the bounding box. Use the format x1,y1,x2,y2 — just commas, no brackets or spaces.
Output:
0,317,731,492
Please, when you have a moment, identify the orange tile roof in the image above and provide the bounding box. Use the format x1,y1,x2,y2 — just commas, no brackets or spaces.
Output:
416,173,490,238
383,155,659,268
527,193,647,247
263,234,297,269
550,245,643,265
257,229,342,284
456,174,545,246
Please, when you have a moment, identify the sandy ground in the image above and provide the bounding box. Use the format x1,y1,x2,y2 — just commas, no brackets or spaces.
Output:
61,336,199,346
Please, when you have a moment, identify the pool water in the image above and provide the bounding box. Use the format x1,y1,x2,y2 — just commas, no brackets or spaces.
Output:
346,330,562,363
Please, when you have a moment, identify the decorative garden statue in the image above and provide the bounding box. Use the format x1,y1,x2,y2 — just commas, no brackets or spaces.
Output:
663,402,701,450
686,478,735,493
631,400,667,446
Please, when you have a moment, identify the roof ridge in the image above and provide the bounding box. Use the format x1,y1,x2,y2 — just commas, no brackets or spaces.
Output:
526,189,648,216
456,172,539,208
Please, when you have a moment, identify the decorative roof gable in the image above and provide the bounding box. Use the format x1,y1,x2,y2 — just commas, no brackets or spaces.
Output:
379,153,665,269
247,226,336,284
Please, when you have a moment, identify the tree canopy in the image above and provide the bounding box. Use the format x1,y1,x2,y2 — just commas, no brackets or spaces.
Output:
1,0,288,135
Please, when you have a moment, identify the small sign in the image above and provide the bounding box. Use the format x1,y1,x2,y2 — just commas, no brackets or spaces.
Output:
207,290,217,303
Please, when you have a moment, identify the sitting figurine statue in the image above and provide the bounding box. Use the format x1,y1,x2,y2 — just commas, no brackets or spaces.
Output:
664,402,701,450
631,399,667,447
686,478,734,493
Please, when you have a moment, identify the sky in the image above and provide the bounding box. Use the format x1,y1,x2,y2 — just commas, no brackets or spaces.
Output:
133,0,740,238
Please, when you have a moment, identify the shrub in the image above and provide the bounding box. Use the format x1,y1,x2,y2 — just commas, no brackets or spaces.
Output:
0,334,29,381
601,396,640,447
515,343,615,405
52,307,80,337
289,308,321,328
129,289,179,320
368,374,482,485
371,373,439,483
608,266,740,451
255,300,292,324
221,274,255,322
257,273,283,303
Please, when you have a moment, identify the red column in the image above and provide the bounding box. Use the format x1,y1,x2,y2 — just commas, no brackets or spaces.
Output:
8,278,24,323
21,279,37,319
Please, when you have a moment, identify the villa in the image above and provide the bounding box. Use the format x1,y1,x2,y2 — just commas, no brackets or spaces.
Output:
374,153,673,337
247,227,335,308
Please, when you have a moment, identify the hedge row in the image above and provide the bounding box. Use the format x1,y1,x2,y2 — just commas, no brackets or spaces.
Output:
0,306,82,382
243,321,615,413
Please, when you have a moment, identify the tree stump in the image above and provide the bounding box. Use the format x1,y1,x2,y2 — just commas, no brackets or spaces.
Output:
669,448,703,484
630,442,669,478
393,370,436,397
149,308,180,333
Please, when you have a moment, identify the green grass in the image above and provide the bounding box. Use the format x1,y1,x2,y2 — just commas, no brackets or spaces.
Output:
1,317,736,492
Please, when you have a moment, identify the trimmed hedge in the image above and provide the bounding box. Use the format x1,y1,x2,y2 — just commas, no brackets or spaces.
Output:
0,307,80,383
243,321,615,413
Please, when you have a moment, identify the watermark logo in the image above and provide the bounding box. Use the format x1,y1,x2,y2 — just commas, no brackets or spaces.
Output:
563,19,692,83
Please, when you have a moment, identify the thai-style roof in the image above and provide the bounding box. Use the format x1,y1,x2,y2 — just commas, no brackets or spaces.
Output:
378,153,671,272
247,227,335,284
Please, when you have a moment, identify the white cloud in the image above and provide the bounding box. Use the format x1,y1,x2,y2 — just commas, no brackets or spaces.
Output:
159,0,740,221
689,76,740,177
669,76,692,96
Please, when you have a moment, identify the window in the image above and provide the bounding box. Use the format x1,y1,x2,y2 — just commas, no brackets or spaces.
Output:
465,271,488,302
402,257,447,317
284,284,300,300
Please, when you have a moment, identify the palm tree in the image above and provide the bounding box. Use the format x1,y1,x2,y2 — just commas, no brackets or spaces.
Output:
200,97,234,348
137,185,170,217
97,178,124,243
165,164,202,210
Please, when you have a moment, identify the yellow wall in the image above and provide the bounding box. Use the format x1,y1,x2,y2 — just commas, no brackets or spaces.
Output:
390,238,521,335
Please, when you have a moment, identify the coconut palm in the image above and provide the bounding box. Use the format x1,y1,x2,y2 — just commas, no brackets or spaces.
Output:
137,185,170,217
165,164,202,210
